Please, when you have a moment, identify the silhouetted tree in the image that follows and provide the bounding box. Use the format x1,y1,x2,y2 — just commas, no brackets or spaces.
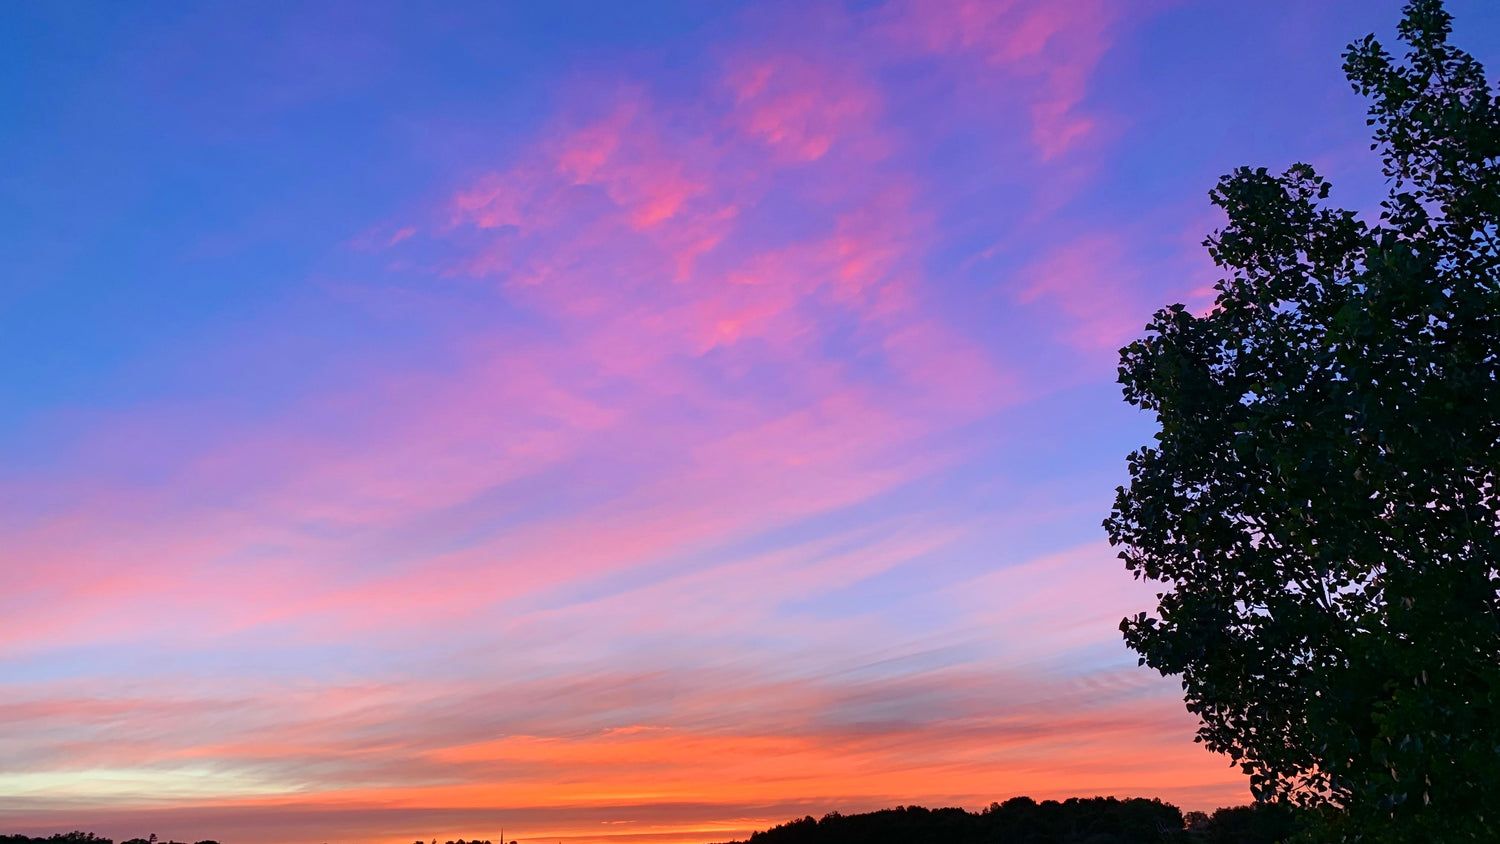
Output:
1105,1,1499,841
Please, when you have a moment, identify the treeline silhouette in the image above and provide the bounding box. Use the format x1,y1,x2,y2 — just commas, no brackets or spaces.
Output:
0,835,219,844
0,836,493,844
728,797,1300,844
3,799,1301,844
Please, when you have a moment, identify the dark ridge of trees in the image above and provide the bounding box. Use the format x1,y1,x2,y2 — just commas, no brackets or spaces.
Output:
723,797,1302,844
1,835,118,844
0,836,217,844
3,802,1301,844
1182,805,1301,844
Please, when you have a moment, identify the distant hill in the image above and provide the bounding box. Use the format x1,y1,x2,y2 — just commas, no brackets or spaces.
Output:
723,797,1300,844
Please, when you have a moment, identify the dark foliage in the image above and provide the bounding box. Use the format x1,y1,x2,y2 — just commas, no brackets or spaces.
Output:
1106,0,1499,841
728,798,1300,844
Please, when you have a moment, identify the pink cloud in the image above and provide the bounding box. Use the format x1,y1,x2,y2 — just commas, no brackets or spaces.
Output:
551,103,709,230
880,0,1122,159
1015,232,1150,353
725,55,884,163
0,45,1022,657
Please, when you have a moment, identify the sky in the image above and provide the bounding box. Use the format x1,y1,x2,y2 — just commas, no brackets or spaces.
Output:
2,1,1498,843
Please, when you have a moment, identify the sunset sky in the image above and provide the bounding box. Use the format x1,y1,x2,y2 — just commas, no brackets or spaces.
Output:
3,2,1498,843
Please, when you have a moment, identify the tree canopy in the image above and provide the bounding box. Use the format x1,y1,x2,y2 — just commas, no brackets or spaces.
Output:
1106,1,1499,841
